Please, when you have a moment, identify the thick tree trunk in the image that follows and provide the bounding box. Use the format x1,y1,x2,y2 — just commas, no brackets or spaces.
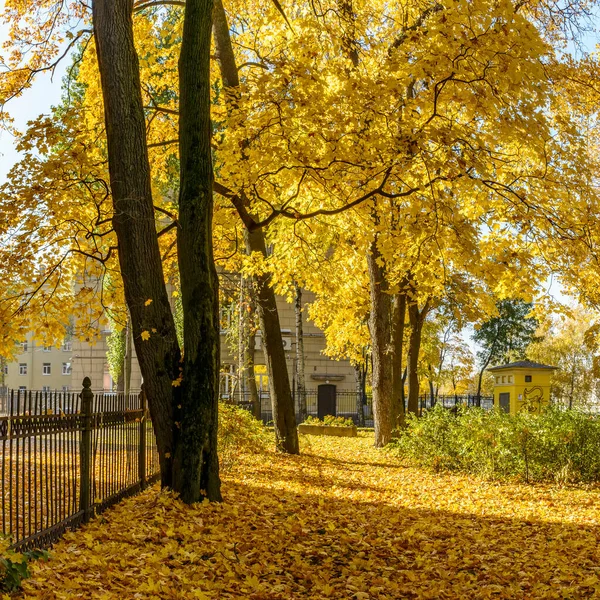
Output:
93,0,181,489
294,282,307,422
214,1,298,453
93,0,221,502
391,293,406,427
367,239,393,447
245,229,298,452
174,0,222,502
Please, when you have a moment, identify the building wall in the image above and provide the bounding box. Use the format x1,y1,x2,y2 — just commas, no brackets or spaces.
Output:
220,289,356,394
492,368,553,414
2,335,75,392
2,289,355,396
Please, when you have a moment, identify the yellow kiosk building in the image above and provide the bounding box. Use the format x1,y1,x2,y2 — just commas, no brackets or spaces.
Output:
488,360,557,414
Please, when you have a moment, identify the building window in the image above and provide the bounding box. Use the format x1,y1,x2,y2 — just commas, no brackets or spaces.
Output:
19,363,27,375
525,375,532,383
43,345,51,352
20,341,28,353
62,341,72,352
18,386,26,392
62,386,70,392
42,363,51,375
495,376,500,384
501,376,506,383
42,386,51,393
508,376,513,383
62,362,71,375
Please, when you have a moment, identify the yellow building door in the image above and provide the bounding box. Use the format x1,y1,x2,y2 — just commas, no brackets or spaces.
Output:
499,393,510,413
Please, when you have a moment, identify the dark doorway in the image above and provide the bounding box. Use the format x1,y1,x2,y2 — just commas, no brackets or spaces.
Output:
499,392,510,413
317,384,337,420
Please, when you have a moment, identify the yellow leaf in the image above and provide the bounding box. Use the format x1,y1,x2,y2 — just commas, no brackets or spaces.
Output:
141,330,151,341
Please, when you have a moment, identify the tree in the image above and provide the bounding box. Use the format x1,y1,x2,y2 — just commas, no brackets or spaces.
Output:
212,0,299,453
527,308,600,409
91,0,221,502
473,300,539,402
2,0,600,459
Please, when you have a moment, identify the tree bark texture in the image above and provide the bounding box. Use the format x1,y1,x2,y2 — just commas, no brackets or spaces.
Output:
92,0,181,489
93,0,222,502
214,0,298,453
245,229,299,453
174,0,222,502
367,238,393,447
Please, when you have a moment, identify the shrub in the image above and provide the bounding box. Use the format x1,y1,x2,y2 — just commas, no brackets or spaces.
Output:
0,536,48,592
303,415,355,427
388,404,600,484
218,402,272,471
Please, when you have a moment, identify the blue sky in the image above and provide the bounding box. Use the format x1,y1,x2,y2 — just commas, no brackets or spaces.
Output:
0,0,67,182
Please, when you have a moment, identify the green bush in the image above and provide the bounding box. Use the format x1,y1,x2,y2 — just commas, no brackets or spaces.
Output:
0,536,49,592
218,402,272,471
388,404,600,484
303,415,355,427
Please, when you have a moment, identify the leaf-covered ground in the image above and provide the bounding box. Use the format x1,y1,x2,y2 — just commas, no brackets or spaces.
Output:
20,432,600,599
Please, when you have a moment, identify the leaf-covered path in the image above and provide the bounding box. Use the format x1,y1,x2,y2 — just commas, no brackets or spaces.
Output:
22,433,600,599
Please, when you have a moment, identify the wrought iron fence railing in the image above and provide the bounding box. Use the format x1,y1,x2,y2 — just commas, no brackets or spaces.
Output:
222,389,374,425
223,390,495,423
0,379,160,551
417,394,495,414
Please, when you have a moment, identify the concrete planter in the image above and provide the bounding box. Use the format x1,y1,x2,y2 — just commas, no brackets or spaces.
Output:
298,423,357,437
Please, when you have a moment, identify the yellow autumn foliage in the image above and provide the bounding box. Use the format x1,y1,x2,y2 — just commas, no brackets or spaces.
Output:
19,433,600,599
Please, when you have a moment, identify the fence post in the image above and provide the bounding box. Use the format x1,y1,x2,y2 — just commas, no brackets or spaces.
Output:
79,377,93,523
139,386,147,490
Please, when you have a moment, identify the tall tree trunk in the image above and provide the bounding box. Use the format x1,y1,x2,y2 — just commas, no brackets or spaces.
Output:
407,300,430,415
92,0,181,490
93,0,221,502
174,0,222,502
367,238,393,447
391,292,406,427
294,282,307,422
213,0,298,454
245,230,298,451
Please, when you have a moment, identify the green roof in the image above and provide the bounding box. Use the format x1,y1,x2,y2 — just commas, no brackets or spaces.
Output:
488,360,557,372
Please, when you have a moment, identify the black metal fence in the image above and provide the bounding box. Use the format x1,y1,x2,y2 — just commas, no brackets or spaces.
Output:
418,394,495,414
224,389,374,425
0,380,160,551
225,390,495,424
